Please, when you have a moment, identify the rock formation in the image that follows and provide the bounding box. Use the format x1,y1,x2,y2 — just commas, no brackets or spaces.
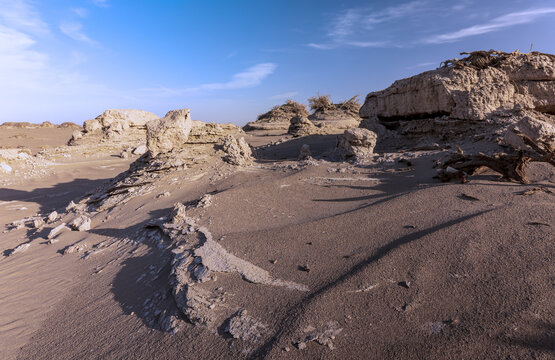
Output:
187,121,243,144
288,115,319,137
69,109,159,146
244,100,309,131
359,51,555,150
338,128,377,159
221,136,253,166
360,51,554,121
146,109,192,156
308,95,362,129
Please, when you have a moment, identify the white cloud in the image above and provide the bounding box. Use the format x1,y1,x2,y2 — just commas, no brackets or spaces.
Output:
425,8,555,43
328,8,360,40
307,43,336,50
362,1,427,28
346,41,389,48
140,63,277,96
308,40,389,50
0,24,47,89
270,92,298,100
311,2,425,50
406,61,437,69
0,0,49,34
59,21,97,45
198,63,277,91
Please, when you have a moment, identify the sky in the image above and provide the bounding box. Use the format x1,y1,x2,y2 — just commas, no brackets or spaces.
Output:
1,0,554,126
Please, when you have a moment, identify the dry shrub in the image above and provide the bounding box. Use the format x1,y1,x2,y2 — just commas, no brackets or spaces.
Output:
440,49,555,70
308,94,334,112
257,100,308,121
309,94,361,115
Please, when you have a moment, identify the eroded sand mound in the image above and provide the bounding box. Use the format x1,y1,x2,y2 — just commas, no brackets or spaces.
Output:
308,95,362,129
244,100,309,131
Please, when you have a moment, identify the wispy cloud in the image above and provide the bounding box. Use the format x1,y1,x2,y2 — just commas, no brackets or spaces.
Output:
59,21,97,45
92,0,109,8
362,1,427,29
425,7,555,43
0,0,49,34
199,63,276,90
328,8,360,40
140,63,277,96
307,43,335,50
270,92,298,100
0,24,47,88
73,8,89,18
406,61,437,69
310,2,426,50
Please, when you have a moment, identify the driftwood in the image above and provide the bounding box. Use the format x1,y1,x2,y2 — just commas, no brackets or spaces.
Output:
438,132,554,184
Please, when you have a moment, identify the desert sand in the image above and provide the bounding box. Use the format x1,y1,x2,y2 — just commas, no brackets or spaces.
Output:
0,51,553,359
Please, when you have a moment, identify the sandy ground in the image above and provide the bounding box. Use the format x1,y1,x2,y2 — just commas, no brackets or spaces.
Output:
0,128,553,359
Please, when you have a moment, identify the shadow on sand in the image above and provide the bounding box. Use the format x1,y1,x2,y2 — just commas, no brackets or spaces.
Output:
0,177,110,215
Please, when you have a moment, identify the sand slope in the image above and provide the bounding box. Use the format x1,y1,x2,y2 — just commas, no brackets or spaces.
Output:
0,128,553,359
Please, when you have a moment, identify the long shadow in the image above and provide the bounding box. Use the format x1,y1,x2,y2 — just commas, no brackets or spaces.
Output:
497,320,555,353
249,209,493,358
87,207,180,330
0,177,111,216
253,134,340,162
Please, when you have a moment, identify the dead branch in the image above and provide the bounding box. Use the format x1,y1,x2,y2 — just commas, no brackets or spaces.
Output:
438,131,554,184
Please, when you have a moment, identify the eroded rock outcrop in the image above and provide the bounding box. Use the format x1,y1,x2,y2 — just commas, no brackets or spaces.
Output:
360,50,555,153
221,135,253,166
146,109,192,156
288,115,319,137
308,95,362,129
338,128,377,159
361,51,554,121
69,109,159,146
187,121,244,144
244,100,309,131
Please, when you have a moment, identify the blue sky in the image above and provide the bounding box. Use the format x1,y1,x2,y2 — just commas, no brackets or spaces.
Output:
1,0,554,125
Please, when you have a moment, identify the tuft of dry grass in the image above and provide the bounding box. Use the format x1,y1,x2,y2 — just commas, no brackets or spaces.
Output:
257,100,309,122
308,94,361,115
308,94,334,112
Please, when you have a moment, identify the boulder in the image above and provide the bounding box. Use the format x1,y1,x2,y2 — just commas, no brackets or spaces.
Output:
288,116,318,137
146,109,193,156
221,136,253,166
338,128,378,158
299,144,312,160
83,119,102,133
47,211,58,222
503,111,555,150
70,215,91,231
48,223,69,239
132,145,147,155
